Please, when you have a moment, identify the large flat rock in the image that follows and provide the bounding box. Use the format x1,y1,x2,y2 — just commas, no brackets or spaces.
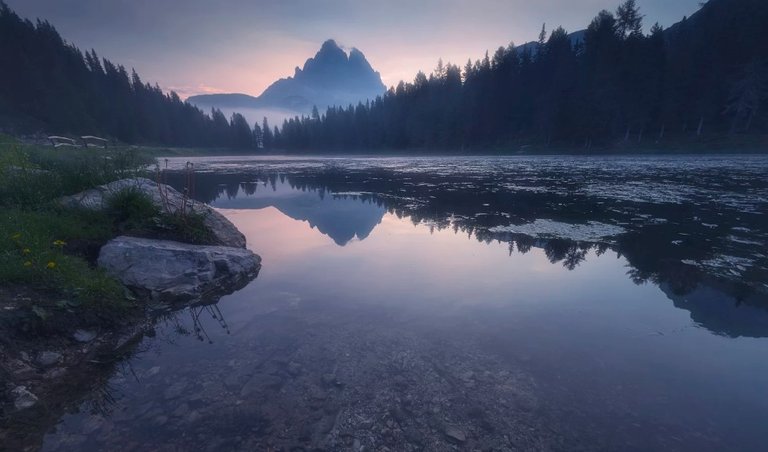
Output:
60,177,246,248
98,236,261,302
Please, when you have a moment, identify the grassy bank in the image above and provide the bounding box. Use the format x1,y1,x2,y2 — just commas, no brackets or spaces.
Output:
0,139,157,326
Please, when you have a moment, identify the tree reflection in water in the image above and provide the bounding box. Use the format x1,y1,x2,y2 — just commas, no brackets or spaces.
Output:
162,166,768,339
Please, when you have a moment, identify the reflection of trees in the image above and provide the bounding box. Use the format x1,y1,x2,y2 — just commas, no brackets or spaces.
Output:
514,236,534,254
162,168,768,336
165,169,765,293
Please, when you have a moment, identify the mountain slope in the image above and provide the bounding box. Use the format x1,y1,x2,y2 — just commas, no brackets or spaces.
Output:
188,40,386,114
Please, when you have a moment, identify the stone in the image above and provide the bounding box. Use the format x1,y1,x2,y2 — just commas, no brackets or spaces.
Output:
173,403,190,418
10,360,37,379
153,415,169,426
12,386,38,410
35,351,62,368
163,381,190,400
73,329,97,343
240,375,283,397
317,414,337,434
287,362,302,376
44,367,67,380
460,370,475,381
309,386,328,401
187,410,202,424
223,373,242,391
98,236,261,302
444,425,467,443
60,177,246,248
82,416,105,434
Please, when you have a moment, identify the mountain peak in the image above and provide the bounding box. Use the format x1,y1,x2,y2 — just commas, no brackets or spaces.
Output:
301,39,348,74
320,39,342,52
265,39,384,104
188,39,385,118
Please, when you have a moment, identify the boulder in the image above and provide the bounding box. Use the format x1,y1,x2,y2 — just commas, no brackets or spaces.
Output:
444,425,467,443
60,177,246,248
97,236,261,302
35,351,62,368
12,386,38,410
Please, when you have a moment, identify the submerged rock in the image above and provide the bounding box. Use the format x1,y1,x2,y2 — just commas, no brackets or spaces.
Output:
97,236,261,302
73,329,97,343
12,386,38,410
60,177,246,248
35,351,62,368
444,425,467,443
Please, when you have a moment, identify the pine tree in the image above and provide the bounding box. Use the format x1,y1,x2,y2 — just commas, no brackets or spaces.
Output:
616,0,643,39
262,117,273,149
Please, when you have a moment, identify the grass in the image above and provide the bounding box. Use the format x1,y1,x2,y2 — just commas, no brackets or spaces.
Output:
104,186,215,245
0,141,223,326
106,187,161,229
0,210,125,307
0,143,156,321
0,144,155,208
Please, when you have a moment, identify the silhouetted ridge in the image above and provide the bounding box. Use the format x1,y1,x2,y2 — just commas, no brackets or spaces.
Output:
0,3,254,147
274,0,768,152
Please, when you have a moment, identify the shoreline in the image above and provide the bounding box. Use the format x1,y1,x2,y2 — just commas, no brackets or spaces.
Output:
0,172,260,449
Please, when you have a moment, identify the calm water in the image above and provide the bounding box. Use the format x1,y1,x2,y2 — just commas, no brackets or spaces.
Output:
41,156,768,451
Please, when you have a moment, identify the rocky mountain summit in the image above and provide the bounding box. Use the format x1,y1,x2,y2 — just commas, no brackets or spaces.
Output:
188,39,386,114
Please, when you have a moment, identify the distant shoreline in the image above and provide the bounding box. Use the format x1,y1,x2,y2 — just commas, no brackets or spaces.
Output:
146,147,768,158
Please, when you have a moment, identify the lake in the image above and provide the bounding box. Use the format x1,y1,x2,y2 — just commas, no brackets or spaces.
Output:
42,155,768,451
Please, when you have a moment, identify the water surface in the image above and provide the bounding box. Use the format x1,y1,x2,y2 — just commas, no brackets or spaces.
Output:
42,155,768,451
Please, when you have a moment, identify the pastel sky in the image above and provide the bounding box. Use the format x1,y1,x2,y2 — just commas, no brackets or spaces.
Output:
6,0,703,99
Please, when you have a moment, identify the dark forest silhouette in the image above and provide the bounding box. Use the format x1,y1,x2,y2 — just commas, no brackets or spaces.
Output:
1,0,767,151
0,2,254,148
275,0,768,151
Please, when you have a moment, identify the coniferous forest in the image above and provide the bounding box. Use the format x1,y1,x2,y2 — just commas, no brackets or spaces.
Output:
1,0,767,152
0,2,254,148
275,0,768,151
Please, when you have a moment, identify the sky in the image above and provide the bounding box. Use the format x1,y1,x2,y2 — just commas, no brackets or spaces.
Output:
6,0,703,100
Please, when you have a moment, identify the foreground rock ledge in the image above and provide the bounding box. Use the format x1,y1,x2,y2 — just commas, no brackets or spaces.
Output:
60,177,246,248
98,236,261,302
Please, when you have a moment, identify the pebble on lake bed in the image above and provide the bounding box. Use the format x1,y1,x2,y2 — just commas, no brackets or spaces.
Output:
12,386,39,410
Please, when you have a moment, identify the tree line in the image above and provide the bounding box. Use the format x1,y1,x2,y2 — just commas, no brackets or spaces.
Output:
274,0,768,152
0,2,257,148
1,0,766,151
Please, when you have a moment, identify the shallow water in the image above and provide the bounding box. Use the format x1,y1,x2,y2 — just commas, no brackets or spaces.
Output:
42,155,768,451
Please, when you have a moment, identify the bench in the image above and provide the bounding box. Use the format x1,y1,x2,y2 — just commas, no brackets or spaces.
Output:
48,136,78,148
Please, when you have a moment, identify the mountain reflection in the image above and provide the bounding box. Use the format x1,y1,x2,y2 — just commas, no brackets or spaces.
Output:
164,169,768,338
178,174,385,246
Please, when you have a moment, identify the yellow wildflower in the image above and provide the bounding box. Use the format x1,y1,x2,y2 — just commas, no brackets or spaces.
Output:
22,248,31,254
23,261,32,267
53,240,66,247
12,233,21,240
46,261,56,269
